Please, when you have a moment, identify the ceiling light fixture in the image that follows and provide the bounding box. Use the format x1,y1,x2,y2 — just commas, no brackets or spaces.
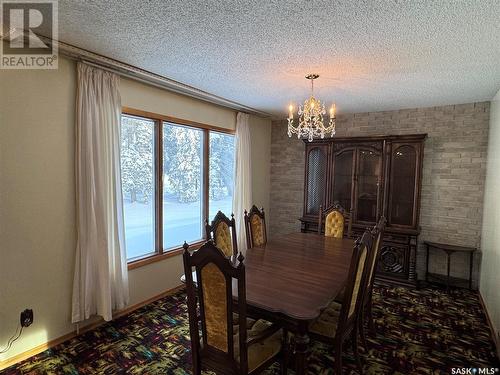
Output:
287,74,336,142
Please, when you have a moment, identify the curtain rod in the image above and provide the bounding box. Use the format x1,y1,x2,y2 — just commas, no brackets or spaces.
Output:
48,37,272,118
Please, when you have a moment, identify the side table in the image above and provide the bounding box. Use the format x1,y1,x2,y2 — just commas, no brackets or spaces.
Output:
424,241,478,291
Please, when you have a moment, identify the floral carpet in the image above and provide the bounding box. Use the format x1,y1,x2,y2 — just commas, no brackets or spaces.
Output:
2,283,499,374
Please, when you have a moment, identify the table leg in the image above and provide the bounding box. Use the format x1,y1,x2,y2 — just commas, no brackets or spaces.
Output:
295,322,310,375
446,251,451,293
469,252,474,290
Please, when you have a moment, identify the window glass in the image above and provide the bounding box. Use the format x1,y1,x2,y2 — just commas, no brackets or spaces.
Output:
120,112,237,262
120,115,156,260
163,123,204,249
209,132,235,219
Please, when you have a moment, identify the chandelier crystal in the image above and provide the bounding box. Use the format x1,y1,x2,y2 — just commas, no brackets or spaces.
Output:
287,74,336,142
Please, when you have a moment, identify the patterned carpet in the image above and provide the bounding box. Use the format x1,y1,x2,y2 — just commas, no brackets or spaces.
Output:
2,283,499,374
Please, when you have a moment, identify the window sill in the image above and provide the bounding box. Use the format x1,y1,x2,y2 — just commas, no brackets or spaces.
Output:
127,240,205,270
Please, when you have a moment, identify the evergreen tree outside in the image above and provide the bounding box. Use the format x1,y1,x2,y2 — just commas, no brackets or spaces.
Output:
163,124,203,203
120,116,154,203
209,132,235,200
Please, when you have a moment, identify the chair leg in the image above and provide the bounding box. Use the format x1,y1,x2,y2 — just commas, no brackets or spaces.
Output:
193,356,201,375
367,302,376,336
281,329,288,375
334,340,343,375
358,311,368,351
352,326,363,375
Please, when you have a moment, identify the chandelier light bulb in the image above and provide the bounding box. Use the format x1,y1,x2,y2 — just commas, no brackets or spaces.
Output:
330,104,336,118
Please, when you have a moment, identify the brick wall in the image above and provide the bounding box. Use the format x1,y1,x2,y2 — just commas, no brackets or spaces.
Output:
270,102,490,286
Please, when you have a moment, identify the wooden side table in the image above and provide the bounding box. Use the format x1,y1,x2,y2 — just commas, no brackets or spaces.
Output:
424,241,478,291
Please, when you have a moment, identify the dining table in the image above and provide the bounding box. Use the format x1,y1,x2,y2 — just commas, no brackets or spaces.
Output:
183,231,355,375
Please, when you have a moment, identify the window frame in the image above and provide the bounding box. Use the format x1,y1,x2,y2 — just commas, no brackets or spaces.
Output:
122,107,235,270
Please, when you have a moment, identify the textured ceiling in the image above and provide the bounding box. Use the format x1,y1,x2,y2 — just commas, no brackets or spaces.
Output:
55,0,500,116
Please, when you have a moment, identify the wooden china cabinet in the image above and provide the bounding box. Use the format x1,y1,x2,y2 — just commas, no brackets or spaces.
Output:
300,134,427,286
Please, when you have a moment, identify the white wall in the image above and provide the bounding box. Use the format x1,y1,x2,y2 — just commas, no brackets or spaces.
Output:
0,56,77,364
120,77,236,130
480,89,500,351
0,56,271,363
249,115,271,212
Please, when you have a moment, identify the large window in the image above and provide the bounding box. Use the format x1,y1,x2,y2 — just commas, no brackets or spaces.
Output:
120,111,236,264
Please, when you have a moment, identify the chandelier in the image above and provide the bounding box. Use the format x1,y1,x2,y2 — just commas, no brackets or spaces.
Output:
287,74,336,142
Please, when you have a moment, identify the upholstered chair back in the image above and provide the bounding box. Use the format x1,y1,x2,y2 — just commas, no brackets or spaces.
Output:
361,216,386,314
205,211,238,257
348,244,367,318
201,261,229,351
250,215,265,245
244,205,267,248
367,217,386,288
338,230,373,325
215,222,233,257
183,241,249,373
325,210,344,238
318,202,352,238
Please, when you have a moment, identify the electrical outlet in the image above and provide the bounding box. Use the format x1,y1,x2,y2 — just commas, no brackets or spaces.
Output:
20,309,33,327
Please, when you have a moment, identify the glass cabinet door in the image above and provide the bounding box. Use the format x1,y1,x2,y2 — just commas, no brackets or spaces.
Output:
355,148,381,223
332,150,354,211
389,144,418,227
305,146,327,215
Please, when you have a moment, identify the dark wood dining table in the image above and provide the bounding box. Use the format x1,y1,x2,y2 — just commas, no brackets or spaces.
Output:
183,232,355,374
239,232,354,374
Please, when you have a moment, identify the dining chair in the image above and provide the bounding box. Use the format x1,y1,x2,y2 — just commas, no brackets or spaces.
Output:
318,202,353,239
244,205,267,249
182,241,287,375
358,216,386,349
205,210,238,257
308,229,373,374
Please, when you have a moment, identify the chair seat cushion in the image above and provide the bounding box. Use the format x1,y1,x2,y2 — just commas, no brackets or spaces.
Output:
309,301,342,338
234,319,282,372
232,316,256,335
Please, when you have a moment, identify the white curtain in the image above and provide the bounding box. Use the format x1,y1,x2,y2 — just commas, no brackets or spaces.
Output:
233,112,253,251
72,63,129,323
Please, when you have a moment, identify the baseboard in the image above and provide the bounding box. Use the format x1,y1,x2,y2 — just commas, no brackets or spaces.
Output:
0,284,185,371
478,291,500,358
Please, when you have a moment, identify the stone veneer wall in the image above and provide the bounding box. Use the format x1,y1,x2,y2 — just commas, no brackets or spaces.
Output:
270,102,490,286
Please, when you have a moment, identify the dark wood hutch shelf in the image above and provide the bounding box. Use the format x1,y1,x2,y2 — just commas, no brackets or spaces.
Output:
299,133,427,286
